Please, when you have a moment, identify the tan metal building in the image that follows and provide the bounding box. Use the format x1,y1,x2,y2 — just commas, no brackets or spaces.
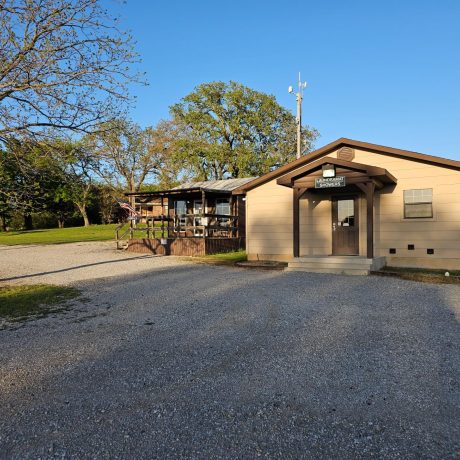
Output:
233,138,460,273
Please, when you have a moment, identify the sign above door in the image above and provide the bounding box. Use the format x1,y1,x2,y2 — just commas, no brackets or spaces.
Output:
315,176,346,188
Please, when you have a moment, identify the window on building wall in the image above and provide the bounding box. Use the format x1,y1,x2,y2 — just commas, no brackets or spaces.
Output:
174,200,187,215
193,200,204,236
216,198,230,215
174,200,187,228
216,198,231,227
403,189,433,218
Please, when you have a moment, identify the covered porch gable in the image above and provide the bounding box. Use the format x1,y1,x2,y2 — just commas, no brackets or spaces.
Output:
276,156,397,259
276,156,397,189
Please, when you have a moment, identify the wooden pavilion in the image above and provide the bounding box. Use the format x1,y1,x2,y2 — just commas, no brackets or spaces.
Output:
120,178,255,256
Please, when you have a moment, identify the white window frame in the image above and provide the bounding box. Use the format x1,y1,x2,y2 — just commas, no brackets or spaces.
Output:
216,198,231,228
174,200,187,229
403,189,433,219
193,200,204,236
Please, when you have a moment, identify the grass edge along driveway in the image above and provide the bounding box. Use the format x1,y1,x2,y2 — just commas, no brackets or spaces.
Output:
0,224,119,246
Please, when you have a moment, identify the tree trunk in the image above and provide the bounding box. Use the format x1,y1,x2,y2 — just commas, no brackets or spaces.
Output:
0,214,8,232
129,178,136,209
58,219,65,228
24,213,33,230
77,204,90,227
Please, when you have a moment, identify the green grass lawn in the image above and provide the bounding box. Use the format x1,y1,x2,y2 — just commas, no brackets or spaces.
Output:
188,250,247,265
380,266,460,284
0,224,119,245
383,266,460,276
0,284,80,320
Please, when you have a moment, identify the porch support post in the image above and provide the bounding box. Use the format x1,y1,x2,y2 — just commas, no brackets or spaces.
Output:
293,188,300,258
168,196,172,237
235,196,239,238
161,196,164,238
293,187,307,258
229,193,234,238
357,181,375,259
201,189,206,237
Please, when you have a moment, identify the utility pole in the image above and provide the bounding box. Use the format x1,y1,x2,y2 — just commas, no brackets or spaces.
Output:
289,72,307,159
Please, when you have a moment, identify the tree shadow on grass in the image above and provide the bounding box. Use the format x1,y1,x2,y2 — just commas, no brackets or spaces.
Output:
2,230,47,235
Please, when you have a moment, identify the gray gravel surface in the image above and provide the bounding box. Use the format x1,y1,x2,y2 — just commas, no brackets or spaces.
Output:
0,243,459,459
0,241,182,286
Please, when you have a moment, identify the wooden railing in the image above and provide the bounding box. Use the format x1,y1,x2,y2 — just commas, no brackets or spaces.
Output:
116,214,239,246
115,221,131,249
170,213,239,238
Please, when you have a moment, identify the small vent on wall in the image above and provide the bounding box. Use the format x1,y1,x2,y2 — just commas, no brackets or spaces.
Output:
427,248,434,255
389,248,396,254
337,147,355,161
408,244,415,250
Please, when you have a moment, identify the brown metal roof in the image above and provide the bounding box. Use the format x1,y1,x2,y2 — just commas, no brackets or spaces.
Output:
172,177,256,192
125,177,256,197
232,138,460,194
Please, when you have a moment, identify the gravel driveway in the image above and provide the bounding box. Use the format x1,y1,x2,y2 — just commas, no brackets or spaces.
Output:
0,243,459,458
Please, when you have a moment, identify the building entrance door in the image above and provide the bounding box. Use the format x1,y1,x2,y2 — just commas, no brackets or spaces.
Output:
332,197,359,255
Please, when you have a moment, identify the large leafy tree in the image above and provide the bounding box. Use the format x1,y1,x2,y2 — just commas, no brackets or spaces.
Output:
147,120,190,189
0,148,16,230
88,119,158,195
51,140,96,227
0,0,143,145
88,119,181,204
0,141,72,229
0,142,43,230
170,81,318,179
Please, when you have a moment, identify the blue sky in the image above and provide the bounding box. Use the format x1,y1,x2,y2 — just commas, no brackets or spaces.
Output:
115,0,460,160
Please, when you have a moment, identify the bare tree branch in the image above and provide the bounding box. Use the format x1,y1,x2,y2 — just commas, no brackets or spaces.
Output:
0,0,145,144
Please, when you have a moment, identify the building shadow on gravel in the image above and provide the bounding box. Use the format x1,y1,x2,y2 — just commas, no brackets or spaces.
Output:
0,254,162,282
